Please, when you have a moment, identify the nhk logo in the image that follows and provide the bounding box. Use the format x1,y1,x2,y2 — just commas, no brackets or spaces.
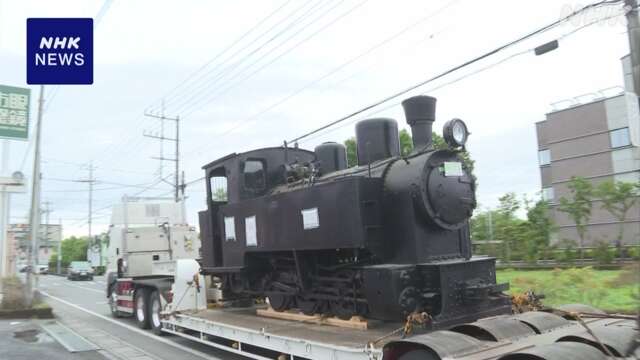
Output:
36,37,85,66
27,18,93,85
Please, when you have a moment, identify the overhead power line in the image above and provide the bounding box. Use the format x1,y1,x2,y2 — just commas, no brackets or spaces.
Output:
91,1,314,172
175,1,624,185
170,0,344,116
183,0,459,158
158,0,322,112
298,7,630,144
178,0,373,119
144,0,294,113
286,0,624,144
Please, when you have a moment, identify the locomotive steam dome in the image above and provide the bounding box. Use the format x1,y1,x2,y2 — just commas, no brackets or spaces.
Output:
314,142,347,174
355,118,400,166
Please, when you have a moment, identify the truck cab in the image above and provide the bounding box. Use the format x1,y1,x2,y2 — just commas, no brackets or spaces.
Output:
104,197,201,333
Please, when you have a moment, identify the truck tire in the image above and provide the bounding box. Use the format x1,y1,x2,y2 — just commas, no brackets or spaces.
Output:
134,288,150,329
149,290,164,335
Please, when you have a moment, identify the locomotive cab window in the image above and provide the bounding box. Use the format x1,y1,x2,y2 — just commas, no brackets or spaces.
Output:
210,176,228,202
243,159,266,193
208,166,228,202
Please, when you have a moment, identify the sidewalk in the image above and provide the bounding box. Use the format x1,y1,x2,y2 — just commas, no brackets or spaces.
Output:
0,319,109,360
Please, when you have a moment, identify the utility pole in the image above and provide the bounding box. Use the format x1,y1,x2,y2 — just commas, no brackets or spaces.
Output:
0,140,9,278
57,218,61,275
42,201,51,260
74,162,97,240
625,0,640,95
27,85,45,305
143,109,180,202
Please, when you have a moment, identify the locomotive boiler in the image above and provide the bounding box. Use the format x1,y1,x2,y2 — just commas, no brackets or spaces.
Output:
198,95,511,327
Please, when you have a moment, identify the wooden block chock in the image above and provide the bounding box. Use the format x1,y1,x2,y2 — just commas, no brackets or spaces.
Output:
256,307,368,330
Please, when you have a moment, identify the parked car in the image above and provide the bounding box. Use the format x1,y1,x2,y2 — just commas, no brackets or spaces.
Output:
37,265,49,274
67,261,94,281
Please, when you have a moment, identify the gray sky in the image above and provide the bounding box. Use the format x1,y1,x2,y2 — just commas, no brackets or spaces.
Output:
0,0,631,237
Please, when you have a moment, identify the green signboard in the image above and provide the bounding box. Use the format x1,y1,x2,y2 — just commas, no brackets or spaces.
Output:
0,85,30,140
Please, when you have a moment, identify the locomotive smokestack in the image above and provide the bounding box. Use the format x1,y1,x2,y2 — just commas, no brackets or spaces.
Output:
401,95,436,150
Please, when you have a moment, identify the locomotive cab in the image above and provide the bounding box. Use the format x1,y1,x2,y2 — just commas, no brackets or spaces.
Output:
199,147,315,271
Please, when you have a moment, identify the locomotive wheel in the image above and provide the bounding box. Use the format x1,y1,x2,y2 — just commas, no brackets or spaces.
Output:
268,293,292,311
329,300,356,320
297,296,320,315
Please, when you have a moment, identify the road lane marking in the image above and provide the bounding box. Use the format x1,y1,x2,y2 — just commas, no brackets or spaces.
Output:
40,290,218,360
62,281,104,294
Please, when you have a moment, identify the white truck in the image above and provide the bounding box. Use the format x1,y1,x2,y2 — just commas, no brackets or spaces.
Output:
105,197,201,333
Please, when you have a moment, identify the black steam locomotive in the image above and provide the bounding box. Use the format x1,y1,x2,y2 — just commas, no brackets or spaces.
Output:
199,95,511,327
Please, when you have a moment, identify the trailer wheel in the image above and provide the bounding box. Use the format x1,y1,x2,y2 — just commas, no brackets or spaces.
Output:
149,290,163,335
134,288,150,329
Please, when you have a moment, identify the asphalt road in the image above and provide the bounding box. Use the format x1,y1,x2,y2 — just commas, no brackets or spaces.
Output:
37,274,246,360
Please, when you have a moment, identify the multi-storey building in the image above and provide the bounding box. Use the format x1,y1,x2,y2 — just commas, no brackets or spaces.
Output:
535,55,640,246
10,223,62,268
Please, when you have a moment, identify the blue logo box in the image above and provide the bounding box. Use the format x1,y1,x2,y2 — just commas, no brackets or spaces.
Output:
27,18,93,85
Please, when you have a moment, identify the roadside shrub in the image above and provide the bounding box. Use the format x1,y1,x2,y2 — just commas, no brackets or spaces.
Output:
628,246,640,260
554,240,577,264
593,241,614,264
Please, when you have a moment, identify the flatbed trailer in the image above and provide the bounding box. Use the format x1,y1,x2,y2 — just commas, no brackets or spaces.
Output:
159,305,638,360
110,262,639,360
162,306,393,360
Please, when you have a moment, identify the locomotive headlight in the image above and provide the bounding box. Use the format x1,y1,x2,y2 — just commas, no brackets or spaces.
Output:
443,119,469,148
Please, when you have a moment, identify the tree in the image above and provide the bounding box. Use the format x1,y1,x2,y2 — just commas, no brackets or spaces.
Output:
523,198,554,262
344,137,357,167
54,236,89,269
498,193,519,219
595,180,639,246
212,188,227,201
399,129,413,156
494,193,526,262
557,177,594,260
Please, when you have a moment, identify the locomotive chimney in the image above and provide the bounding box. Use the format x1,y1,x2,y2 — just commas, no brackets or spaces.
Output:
401,95,436,150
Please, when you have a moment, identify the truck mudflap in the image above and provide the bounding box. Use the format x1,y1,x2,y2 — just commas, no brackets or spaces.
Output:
382,309,639,360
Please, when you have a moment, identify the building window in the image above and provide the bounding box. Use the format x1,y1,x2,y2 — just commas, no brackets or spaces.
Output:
542,187,554,202
610,127,630,148
538,149,551,166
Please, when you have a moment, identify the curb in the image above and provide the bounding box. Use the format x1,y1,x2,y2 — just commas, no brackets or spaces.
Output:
0,307,54,319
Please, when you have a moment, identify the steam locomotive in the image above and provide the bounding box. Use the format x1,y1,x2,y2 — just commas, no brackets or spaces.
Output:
198,95,511,326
